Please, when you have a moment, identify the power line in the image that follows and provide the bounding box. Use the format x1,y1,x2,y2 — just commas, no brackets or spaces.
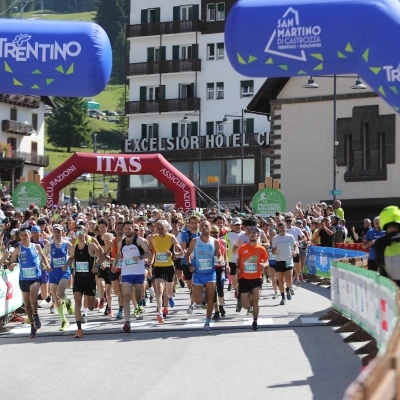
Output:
0,0,20,17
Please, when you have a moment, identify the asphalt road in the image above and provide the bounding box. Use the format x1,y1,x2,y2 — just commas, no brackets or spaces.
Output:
0,280,361,400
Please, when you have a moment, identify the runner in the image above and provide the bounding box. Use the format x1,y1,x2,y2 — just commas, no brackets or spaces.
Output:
170,217,185,291
7,227,51,338
225,217,242,295
237,226,269,331
180,215,201,314
71,225,109,338
113,220,151,333
271,222,298,305
149,220,183,323
185,220,222,334
43,224,74,331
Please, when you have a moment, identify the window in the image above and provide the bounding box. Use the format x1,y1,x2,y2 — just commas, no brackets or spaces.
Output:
32,113,38,131
207,4,216,21
345,135,353,172
7,137,16,151
216,82,224,99
172,161,190,177
10,108,17,121
148,9,155,23
206,121,214,135
130,175,158,188
207,83,215,100
180,123,191,137
207,44,215,60
378,132,385,170
217,122,224,134
180,83,194,98
180,45,192,60
217,43,224,60
147,86,159,101
241,80,254,97
225,159,255,184
141,8,160,23
216,3,225,21
193,160,222,186
180,5,193,20
141,123,159,139
265,157,271,178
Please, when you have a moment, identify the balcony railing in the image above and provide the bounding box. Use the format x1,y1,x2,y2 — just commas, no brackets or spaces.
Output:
127,19,201,38
126,97,201,114
2,120,35,136
11,150,49,167
127,58,201,76
0,94,40,109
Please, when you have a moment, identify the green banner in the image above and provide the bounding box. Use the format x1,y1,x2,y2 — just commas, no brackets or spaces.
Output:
251,188,286,216
12,182,47,209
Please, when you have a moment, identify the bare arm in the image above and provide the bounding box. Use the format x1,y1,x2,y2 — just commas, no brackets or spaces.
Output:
7,246,21,270
185,238,197,270
171,236,183,257
35,244,51,271
137,237,152,260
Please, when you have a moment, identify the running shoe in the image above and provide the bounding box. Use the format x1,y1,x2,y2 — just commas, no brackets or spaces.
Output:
219,306,226,317
156,313,164,323
10,314,25,323
50,305,55,314
162,307,169,318
149,287,156,298
289,288,295,296
212,311,220,320
29,324,37,339
144,298,150,307
104,306,109,316
174,284,179,293
296,279,301,287
138,306,145,314
286,289,292,301
99,297,105,310
59,320,69,331
116,310,123,320
82,314,88,324
45,295,51,303
66,298,74,315
236,299,242,313
168,297,175,308
133,308,140,317
247,307,253,315
123,321,131,333
293,278,299,287
272,292,279,299
187,305,194,315
204,323,212,334
33,314,41,330
227,284,232,291
107,307,114,317
280,298,285,305
25,317,30,325
252,321,259,331
74,329,83,339
179,279,185,288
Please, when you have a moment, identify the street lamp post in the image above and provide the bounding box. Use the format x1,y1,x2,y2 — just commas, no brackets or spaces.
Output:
180,110,201,208
302,75,367,203
221,109,245,211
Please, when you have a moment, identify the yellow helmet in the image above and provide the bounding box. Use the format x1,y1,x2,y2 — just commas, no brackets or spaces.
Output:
379,206,400,230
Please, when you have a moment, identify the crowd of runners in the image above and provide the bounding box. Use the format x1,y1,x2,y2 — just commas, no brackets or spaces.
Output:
1,199,399,338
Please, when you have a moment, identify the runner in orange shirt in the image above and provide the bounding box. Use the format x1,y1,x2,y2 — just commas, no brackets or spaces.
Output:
237,226,269,331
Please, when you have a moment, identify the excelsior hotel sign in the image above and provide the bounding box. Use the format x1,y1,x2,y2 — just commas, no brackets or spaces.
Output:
124,132,269,153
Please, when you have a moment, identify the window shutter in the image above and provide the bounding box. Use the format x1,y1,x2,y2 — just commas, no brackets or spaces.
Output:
153,123,159,138
172,45,179,60
154,7,160,22
173,6,180,21
172,123,178,138
246,118,254,134
193,4,199,19
191,121,198,137
159,85,166,100
206,122,214,135
160,46,166,61
141,9,148,23
233,119,241,134
141,124,147,139
140,86,147,101
191,44,198,58
190,82,195,98
147,48,154,62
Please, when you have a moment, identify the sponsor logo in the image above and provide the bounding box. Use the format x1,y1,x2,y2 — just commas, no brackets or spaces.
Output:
95,156,141,173
5,282,13,300
383,64,400,82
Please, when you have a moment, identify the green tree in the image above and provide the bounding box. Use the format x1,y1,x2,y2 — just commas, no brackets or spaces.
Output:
111,27,127,84
116,90,128,138
94,0,124,47
47,97,92,152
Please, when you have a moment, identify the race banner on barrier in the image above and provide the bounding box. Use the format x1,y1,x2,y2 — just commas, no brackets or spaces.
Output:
331,261,398,349
0,266,23,318
305,246,368,278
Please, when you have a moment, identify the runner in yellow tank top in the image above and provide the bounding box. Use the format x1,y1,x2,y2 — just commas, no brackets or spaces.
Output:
149,220,183,323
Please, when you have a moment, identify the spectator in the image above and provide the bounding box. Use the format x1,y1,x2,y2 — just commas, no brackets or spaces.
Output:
363,216,385,271
334,200,345,220
316,217,335,247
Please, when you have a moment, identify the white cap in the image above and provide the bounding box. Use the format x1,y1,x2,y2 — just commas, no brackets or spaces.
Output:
232,217,242,225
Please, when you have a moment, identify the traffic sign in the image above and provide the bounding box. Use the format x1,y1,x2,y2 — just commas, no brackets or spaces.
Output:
207,176,219,183
329,190,342,195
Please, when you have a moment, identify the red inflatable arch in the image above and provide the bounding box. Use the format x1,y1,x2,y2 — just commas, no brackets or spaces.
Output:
41,153,196,212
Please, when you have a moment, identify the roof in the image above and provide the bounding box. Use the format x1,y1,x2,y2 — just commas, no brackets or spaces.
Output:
246,78,290,115
41,96,57,109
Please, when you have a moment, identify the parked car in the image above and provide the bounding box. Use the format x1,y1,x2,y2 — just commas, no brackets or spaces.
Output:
88,110,105,118
60,196,80,206
77,173,91,181
106,117,120,123
103,110,118,116
109,177,118,182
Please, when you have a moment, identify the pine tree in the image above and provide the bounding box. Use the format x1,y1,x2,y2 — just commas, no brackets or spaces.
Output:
111,27,127,84
116,91,128,137
47,97,92,152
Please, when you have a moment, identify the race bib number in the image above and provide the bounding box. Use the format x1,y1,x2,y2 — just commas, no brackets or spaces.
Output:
52,257,65,269
76,262,89,273
22,267,37,279
198,258,212,271
125,257,138,267
156,253,168,262
244,261,257,273
118,259,123,268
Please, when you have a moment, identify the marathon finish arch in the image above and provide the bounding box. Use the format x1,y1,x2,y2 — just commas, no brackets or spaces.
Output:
41,153,196,212
0,19,111,96
225,0,400,113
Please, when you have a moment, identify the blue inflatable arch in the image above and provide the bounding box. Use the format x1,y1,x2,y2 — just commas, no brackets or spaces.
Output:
225,0,400,112
0,19,112,97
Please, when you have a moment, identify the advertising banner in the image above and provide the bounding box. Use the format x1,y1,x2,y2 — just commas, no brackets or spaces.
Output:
12,182,47,210
251,188,286,216
331,261,398,349
0,266,23,318
305,246,367,277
